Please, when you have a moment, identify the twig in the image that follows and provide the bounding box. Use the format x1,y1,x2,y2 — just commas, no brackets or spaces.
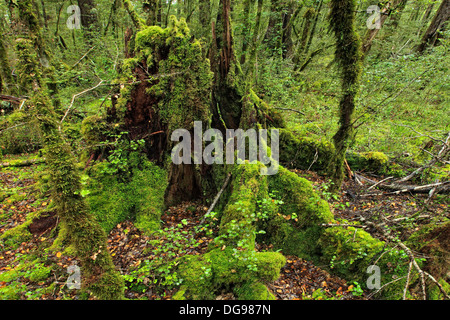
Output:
368,176,394,190
403,261,413,300
274,107,305,116
60,79,105,127
72,46,96,69
200,173,232,225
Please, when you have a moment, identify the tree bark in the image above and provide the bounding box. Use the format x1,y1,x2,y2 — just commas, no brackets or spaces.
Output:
0,32,14,95
417,0,450,53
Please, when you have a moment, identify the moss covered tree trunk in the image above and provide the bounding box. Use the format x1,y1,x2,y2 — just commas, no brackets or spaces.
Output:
16,0,124,299
327,0,362,189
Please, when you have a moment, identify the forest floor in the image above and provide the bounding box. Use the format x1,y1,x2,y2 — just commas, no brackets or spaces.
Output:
0,153,448,300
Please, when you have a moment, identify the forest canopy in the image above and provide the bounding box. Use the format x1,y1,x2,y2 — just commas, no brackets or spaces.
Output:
0,0,448,302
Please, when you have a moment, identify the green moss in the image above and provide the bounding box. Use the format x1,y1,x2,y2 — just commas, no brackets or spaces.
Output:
81,115,107,146
116,16,212,137
263,166,334,260
86,157,167,233
346,151,389,174
174,248,285,300
429,279,450,300
279,129,335,173
28,263,52,282
319,226,385,280
0,208,48,248
234,281,276,300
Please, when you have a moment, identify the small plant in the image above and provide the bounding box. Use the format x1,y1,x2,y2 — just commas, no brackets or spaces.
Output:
348,281,364,297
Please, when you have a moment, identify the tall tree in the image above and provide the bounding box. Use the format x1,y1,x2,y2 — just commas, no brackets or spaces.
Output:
417,0,450,53
327,0,363,189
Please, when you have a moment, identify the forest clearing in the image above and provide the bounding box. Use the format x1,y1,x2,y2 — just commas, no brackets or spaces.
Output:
0,0,449,303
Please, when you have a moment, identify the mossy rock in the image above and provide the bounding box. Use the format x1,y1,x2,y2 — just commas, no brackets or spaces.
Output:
234,281,276,300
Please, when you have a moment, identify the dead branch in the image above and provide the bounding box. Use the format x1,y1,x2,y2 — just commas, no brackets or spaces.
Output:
200,173,232,225
60,79,105,127
354,172,450,195
363,219,450,300
0,158,45,169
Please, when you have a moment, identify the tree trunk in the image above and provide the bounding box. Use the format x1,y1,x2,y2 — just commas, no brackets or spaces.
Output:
143,0,160,26
293,7,315,66
245,0,264,82
210,0,243,131
281,1,302,59
199,0,212,41
417,0,450,53
239,0,253,65
16,0,124,299
327,0,363,189
77,0,99,42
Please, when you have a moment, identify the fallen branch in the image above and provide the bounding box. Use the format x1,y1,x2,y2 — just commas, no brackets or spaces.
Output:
0,158,45,169
354,172,450,195
200,173,232,225
60,79,105,127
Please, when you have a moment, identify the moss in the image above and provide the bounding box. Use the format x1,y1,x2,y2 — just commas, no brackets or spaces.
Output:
263,166,334,260
81,115,107,146
28,264,52,282
113,16,213,151
234,281,276,300
428,279,450,300
0,208,47,248
319,226,385,280
174,248,285,300
240,89,285,129
406,220,449,282
86,157,167,234
279,129,335,173
346,151,389,174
